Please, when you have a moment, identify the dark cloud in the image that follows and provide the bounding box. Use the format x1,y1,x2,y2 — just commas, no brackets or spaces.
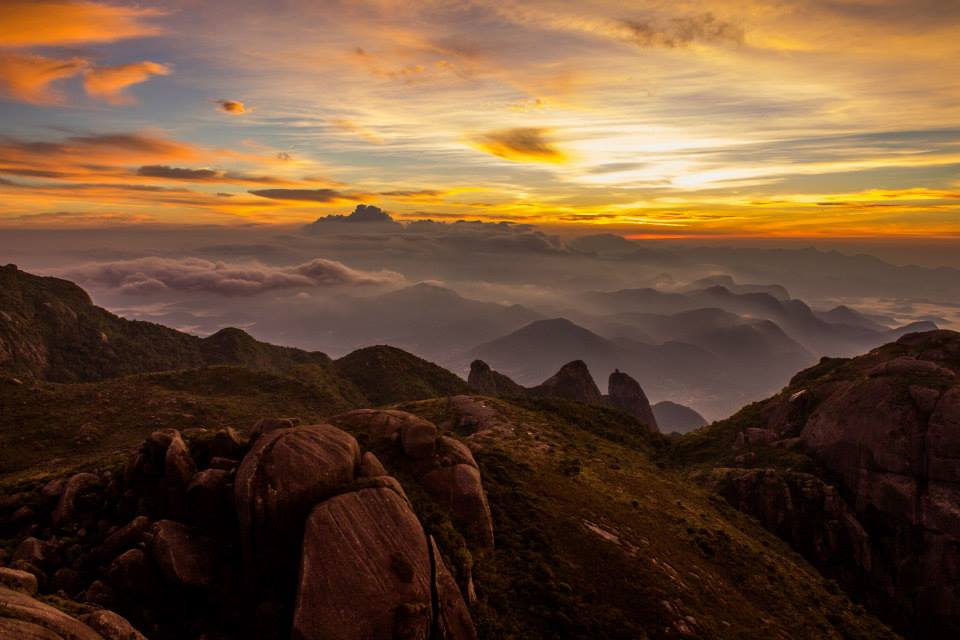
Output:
304,205,398,230
249,188,359,202
622,13,743,48
138,165,286,185
138,165,219,180
62,256,404,296
214,99,246,114
471,127,567,163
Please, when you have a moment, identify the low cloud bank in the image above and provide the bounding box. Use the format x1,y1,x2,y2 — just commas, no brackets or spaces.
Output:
63,256,404,296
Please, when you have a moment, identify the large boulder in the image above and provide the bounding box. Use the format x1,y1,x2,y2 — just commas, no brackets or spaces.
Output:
52,472,100,526
400,418,438,460
81,610,148,640
164,430,196,488
150,520,218,590
249,417,298,442
105,548,160,595
420,465,494,549
359,452,388,478
0,585,104,639
330,409,427,441
211,427,244,460
95,516,151,564
186,468,232,528
607,369,659,431
292,486,474,640
0,567,37,594
235,424,360,584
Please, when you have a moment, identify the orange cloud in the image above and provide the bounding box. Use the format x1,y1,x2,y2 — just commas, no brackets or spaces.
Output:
83,61,171,104
330,118,384,144
470,128,569,163
0,1,162,48
0,53,87,103
215,99,246,114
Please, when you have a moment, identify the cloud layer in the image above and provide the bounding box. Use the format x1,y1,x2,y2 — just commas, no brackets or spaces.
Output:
63,256,404,296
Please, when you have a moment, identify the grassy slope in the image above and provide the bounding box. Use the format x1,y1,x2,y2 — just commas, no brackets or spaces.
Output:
390,396,896,640
0,364,367,482
335,345,469,405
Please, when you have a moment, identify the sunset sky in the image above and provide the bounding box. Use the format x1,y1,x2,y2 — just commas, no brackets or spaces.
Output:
1,0,959,237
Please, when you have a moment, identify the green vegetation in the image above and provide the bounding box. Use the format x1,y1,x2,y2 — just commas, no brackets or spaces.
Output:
334,345,469,406
393,397,897,640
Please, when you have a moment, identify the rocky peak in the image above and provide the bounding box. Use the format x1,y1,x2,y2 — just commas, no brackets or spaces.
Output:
607,369,659,431
531,360,603,405
467,360,527,397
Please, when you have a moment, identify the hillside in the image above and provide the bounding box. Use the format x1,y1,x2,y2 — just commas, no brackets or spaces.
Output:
0,388,897,640
0,264,332,382
667,329,960,638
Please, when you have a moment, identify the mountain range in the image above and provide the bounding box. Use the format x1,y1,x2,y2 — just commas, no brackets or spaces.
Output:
1,265,957,639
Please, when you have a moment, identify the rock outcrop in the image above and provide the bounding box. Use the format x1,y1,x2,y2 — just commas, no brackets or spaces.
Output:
704,468,871,580
467,360,527,397
466,360,661,435
333,409,495,550
0,580,141,640
531,360,603,405
292,487,474,640
235,424,361,585
0,413,481,640
705,330,960,637
607,369,659,431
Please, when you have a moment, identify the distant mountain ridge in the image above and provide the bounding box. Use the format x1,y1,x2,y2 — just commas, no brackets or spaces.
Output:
0,264,466,408
468,357,662,431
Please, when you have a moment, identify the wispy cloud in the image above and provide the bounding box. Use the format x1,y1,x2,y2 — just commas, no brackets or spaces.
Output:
83,61,171,104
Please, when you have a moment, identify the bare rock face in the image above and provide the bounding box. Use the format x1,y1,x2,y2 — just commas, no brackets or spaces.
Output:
420,464,494,549
739,330,960,637
705,468,871,577
235,424,360,585
150,520,218,590
531,360,603,405
292,487,475,640
467,360,527,397
607,369,659,431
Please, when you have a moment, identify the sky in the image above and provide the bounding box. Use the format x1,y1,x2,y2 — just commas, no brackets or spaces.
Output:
0,0,959,238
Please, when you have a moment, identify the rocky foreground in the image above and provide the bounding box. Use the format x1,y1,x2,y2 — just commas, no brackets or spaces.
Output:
0,409,494,639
